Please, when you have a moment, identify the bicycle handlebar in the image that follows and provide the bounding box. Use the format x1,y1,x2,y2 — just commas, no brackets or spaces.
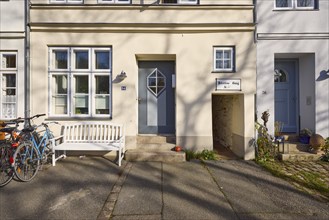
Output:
0,118,25,127
25,114,46,121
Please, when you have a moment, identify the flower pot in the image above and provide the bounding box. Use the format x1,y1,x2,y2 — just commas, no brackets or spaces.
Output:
175,146,182,152
299,136,310,144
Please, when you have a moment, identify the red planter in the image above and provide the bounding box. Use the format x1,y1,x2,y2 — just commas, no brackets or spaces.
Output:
175,146,182,152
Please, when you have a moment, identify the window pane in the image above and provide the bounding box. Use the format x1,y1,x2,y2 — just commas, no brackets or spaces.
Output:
75,75,89,93
223,50,231,59
2,103,16,119
95,76,109,94
276,0,292,7
1,74,16,118
224,60,231,69
163,0,177,3
53,75,67,94
52,75,67,114
75,51,89,69
52,96,67,114
148,78,157,87
74,96,89,114
95,96,109,115
54,51,68,69
216,60,223,69
216,51,223,59
74,75,89,114
95,51,110,69
158,78,165,87
116,0,130,3
2,54,16,69
179,0,197,3
3,74,16,87
297,0,314,7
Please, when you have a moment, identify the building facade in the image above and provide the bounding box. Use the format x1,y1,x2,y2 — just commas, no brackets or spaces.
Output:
29,0,257,159
256,0,329,138
0,0,26,120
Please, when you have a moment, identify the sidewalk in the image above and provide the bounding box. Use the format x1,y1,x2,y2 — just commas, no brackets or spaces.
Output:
0,157,124,220
1,157,329,220
105,160,329,220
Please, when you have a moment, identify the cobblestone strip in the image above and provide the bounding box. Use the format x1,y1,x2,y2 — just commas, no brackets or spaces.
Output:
97,162,133,220
280,161,329,201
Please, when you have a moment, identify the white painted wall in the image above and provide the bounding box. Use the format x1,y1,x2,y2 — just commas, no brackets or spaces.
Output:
257,0,329,138
29,4,256,156
0,1,25,32
0,0,26,119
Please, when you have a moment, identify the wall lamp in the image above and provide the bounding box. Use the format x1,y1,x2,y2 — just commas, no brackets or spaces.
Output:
113,71,127,83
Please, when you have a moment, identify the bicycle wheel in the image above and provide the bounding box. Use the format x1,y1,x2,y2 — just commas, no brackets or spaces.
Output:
13,141,40,182
0,143,14,187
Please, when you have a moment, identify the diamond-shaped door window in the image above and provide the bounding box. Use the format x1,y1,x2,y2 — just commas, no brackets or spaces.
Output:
147,68,166,97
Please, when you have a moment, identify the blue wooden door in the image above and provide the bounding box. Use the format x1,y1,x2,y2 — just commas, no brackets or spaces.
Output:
138,61,175,134
274,59,298,133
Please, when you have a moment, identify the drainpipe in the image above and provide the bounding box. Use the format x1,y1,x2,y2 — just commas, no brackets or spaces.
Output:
24,0,30,119
253,0,257,44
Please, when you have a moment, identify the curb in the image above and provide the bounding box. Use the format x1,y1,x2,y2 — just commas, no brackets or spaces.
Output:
97,161,133,220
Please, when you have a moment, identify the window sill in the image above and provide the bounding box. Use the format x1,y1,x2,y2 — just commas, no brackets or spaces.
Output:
273,9,319,11
46,116,112,121
212,70,236,73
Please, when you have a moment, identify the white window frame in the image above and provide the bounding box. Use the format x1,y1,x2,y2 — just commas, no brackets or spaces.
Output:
0,51,17,119
50,0,83,4
178,0,197,4
213,47,235,72
72,48,91,72
48,47,112,118
50,48,70,72
162,0,198,4
98,0,130,4
274,0,316,10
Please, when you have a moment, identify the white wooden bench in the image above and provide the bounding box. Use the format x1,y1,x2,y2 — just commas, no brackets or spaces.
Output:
51,122,125,166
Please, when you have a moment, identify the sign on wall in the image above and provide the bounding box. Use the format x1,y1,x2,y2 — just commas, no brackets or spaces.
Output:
216,78,241,91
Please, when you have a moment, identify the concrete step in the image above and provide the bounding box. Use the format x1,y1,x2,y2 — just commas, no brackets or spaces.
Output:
125,149,186,162
282,134,299,142
284,142,310,153
137,135,176,144
137,143,176,151
279,151,324,161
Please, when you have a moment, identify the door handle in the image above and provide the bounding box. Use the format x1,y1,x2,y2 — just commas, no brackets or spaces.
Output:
137,97,142,103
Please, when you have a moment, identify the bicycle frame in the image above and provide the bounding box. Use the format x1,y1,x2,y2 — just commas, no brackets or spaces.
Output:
25,124,54,163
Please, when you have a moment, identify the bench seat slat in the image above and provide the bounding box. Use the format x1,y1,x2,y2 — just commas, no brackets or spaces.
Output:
54,143,121,151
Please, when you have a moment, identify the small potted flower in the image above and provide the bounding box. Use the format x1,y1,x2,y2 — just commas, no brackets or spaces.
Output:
299,128,313,144
175,146,182,152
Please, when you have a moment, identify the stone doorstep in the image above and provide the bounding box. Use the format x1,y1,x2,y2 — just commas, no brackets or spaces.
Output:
280,142,310,153
279,151,324,161
278,140,325,161
125,150,186,162
137,135,176,144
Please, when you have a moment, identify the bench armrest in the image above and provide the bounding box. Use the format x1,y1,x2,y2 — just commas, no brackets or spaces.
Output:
49,135,64,147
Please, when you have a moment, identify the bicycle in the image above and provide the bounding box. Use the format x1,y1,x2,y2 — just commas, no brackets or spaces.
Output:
12,114,58,182
0,118,24,187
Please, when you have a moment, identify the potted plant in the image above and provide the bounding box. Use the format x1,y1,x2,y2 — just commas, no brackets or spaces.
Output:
175,146,182,152
299,128,313,144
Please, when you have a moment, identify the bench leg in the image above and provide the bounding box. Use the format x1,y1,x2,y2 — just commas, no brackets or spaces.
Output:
52,150,67,166
52,149,56,166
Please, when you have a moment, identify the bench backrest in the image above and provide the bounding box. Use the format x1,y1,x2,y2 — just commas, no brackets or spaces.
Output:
63,122,124,143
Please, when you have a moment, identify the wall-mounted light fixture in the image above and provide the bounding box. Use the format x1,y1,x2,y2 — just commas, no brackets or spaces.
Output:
113,71,127,83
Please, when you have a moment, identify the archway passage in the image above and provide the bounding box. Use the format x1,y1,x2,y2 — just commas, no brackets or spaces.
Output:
212,94,240,160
